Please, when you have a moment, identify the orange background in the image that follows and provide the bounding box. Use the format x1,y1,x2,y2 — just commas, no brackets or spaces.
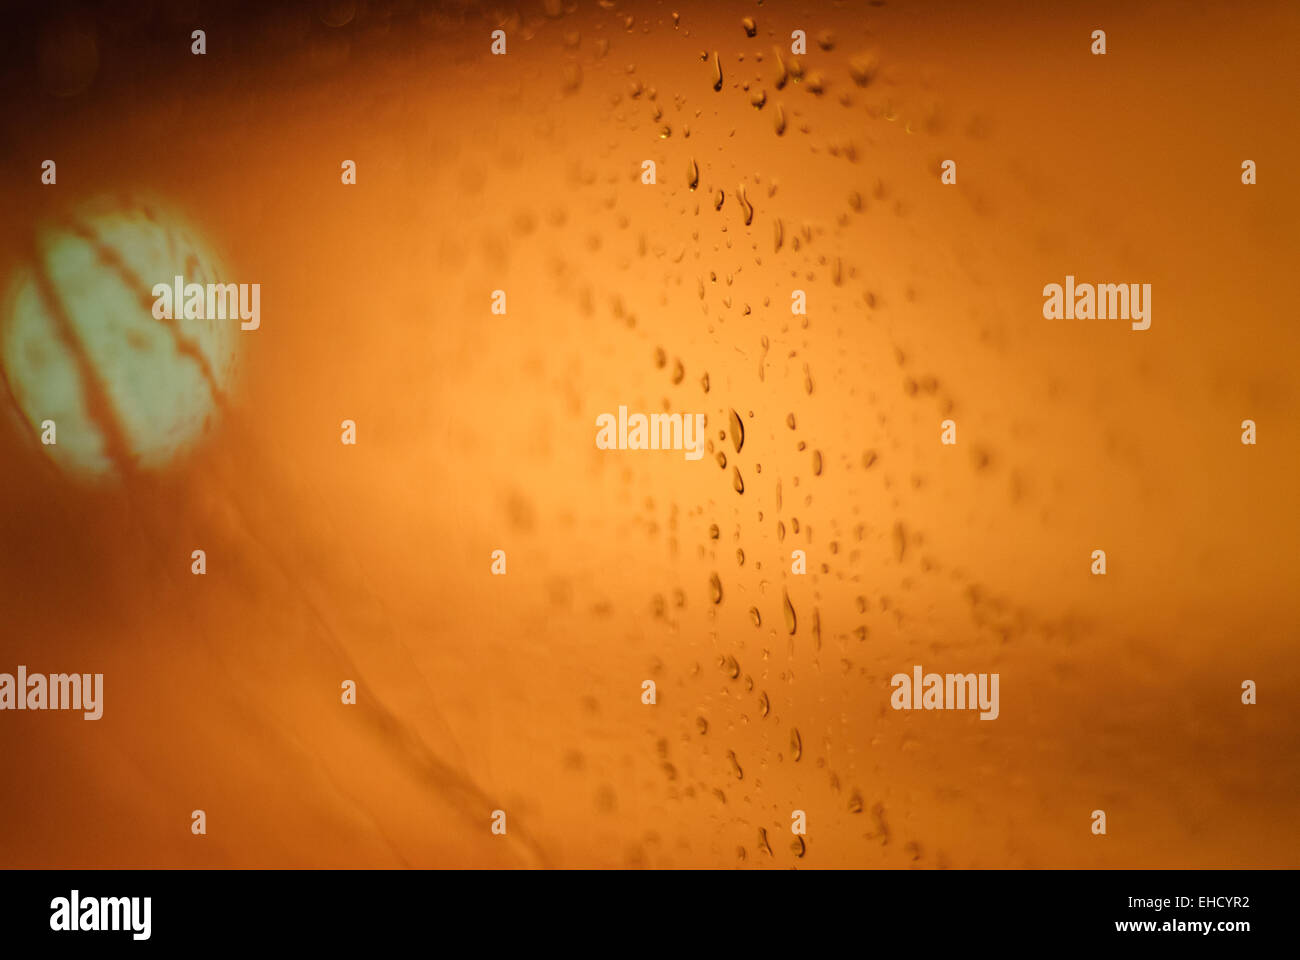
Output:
0,0,1297,867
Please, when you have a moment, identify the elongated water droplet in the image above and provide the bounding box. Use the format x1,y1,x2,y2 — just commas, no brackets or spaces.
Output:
741,16,757,38
782,589,797,634
687,156,699,190
711,51,724,91
733,466,744,494
790,727,802,761
812,449,823,475
737,184,754,225
758,690,770,717
709,572,723,604
728,408,744,452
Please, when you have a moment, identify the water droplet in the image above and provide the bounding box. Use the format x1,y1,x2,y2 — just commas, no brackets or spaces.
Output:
758,690,770,717
561,61,583,93
782,589,797,635
733,466,745,494
872,803,890,844
791,836,806,858
849,52,879,87
728,749,744,779
728,408,744,452
687,156,699,190
711,51,724,91
709,572,723,604
736,184,754,225
741,16,757,38
774,103,786,135
812,449,823,475
709,523,720,539
790,728,802,761
749,606,762,627
696,715,709,735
